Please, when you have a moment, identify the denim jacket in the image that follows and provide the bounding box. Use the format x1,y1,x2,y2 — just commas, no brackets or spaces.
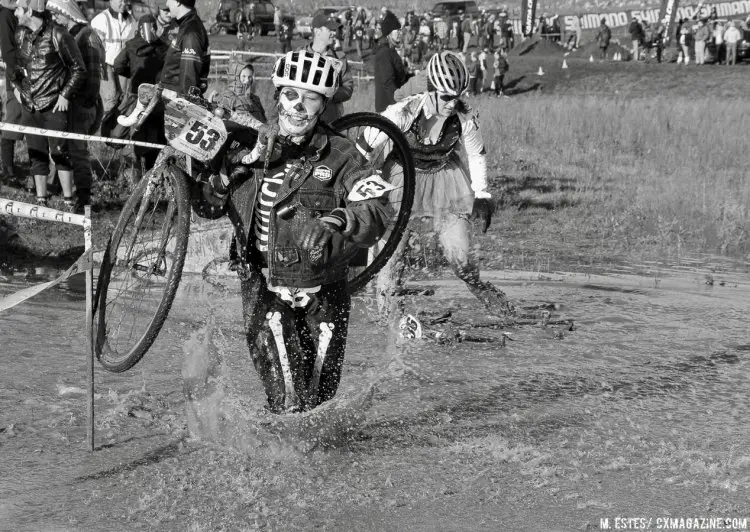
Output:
193,126,393,288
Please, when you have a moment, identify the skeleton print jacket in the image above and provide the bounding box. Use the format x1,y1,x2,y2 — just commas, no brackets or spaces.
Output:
193,126,393,289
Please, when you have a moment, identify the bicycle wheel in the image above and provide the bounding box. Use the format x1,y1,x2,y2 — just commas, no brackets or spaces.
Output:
330,112,416,294
94,164,192,373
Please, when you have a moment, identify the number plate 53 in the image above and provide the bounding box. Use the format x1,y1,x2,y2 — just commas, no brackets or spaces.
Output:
172,117,228,162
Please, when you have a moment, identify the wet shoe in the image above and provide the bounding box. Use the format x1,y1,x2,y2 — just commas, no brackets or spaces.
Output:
63,196,76,212
399,314,423,339
25,175,35,193
36,196,48,207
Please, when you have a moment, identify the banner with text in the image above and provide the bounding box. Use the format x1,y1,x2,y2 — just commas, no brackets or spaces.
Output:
659,0,682,45
520,0,538,36
558,0,750,34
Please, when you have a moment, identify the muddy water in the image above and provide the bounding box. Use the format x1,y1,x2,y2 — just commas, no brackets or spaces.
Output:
1,260,749,530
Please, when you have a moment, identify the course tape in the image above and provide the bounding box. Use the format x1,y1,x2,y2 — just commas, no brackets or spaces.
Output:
0,122,166,149
1,198,85,226
0,248,92,313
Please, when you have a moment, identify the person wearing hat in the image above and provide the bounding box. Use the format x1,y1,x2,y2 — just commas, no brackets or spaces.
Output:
0,0,24,186
155,2,176,39
113,13,168,175
373,9,411,112
13,0,87,207
299,11,353,124
91,0,135,115
48,0,104,212
158,0,209,95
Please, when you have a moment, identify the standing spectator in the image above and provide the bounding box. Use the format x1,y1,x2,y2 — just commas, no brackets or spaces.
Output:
483,14,495,50
14,0,86,207
374,9,411,112
694,18,710,64
652,18,666,63
628,15,644,60
277,16,292,54
677,19,691,64
246,2,256,37
434,15,448,51
713,21,725,64
302,11,352,123
571,14,583,49
158,0,209,95
91,0,135,116
113,14,168,173
353,11,365,59
155,4,174,39
724,20,741,65
48,0,103,211
461,12,471,53
492,48,508,97
550,15,561,42
467,50,479,96
272,5,281,35
596,18,611,60
477,46,488,93
0,0,23,185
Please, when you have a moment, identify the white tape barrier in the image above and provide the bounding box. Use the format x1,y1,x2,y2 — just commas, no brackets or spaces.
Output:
210,49,365,66
1,197,85,226
0,122,166,150
0,199,93,313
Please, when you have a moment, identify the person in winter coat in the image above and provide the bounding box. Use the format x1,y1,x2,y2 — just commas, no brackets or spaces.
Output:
207,62,266,122
694,18,710,64
194,51,392,414
91,0,135,115
113,14,168,171
373,10,412,112
48,0,104,212
0,0,23,185
13,0,87,206
723,21,741,65
596,18,611,60
628,16,645,60
492,48,509,97
361,51,514,322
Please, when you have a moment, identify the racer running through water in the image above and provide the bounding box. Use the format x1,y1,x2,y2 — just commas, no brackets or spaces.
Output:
192,50,394,414
358,51,515,323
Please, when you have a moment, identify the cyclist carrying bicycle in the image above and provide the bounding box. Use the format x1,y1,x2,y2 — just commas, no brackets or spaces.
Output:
358,51,515,321
194,50,393,414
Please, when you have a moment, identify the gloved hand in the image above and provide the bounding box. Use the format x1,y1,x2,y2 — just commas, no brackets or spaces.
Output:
471,197,495,233
297,218,339,250
201,173,230,208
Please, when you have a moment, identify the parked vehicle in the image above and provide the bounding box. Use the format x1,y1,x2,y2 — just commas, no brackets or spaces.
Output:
295,5,352,39
429,1,479,21
210,0,291,35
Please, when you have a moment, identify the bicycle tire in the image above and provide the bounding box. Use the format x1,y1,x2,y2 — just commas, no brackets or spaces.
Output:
94,165,192,373
330,112,416,294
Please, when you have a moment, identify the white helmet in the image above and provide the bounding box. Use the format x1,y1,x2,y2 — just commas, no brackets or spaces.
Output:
427,51,469,96
271,50,342,99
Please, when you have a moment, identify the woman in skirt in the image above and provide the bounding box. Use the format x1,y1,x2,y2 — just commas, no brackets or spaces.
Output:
359,50,514,321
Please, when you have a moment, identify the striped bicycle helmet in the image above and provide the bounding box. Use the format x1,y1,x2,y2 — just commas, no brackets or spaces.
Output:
271,50,342,99
427,51,470,96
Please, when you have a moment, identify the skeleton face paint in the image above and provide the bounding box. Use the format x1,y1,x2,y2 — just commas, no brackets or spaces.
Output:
277,87,326,137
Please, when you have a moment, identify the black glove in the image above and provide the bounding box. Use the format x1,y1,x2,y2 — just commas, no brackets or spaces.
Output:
297,218,339,250
471,197,495,233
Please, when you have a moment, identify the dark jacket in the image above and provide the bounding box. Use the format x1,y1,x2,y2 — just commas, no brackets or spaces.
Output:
113,33,168,94
159,10,210,95
303,43,353,124
70,24,104,106
596,24,611,47
628,20,645,41
373,40,411,112
15,18,87,112
0,6,18,88
193,128,392,288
